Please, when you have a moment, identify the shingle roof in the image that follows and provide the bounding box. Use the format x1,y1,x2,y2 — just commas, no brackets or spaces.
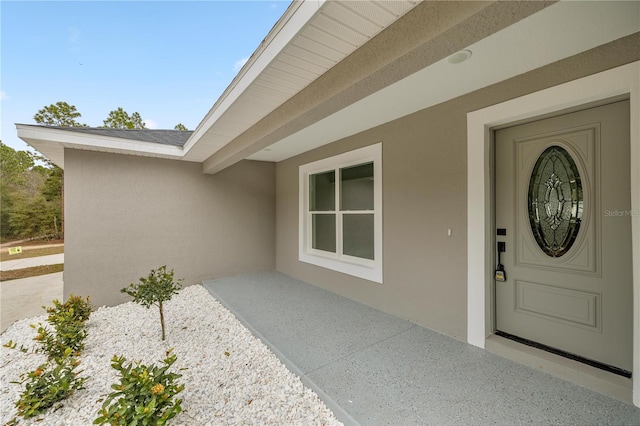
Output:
21,125,192,147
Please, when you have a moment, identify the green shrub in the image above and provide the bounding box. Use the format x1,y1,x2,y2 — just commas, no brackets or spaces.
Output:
121,266,183,341
46,295,93,323
94,350,184,426
6,295,92,423
32,294,93,359
32,320,86,359
12,348,86,419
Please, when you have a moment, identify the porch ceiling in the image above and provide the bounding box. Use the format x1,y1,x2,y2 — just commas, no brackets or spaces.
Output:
223,0,639,170
182,0,420,163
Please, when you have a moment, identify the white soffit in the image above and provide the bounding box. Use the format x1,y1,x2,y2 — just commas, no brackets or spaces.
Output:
247,0,640,162
182,0,419,162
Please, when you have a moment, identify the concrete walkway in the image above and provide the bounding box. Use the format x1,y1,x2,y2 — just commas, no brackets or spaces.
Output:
0,253,64,271
1,272,63,333
203,272,640,426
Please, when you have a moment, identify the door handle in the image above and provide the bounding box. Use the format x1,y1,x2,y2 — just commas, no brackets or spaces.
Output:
496,242,506,282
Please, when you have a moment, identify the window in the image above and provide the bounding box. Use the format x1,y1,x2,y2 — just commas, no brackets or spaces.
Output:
299,143,382,282
528,145,583,257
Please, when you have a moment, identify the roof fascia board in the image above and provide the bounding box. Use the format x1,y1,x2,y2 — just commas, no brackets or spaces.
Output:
16,125,185,158
182,0,326,154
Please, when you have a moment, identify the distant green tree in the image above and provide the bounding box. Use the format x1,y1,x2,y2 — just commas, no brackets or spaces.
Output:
173,123,188,131
32,103,70,238
0,142,62,239
40,165,63,203
1,142,36,238
9,195,57,239
33,102,87,127
1,99,71,240
102,107,146,129
1,142,34,182
32,159,63,237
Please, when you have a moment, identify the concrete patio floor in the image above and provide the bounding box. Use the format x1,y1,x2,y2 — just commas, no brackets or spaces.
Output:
203,272,640,426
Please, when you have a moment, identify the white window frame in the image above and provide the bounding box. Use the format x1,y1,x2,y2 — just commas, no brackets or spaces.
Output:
299,143,383,283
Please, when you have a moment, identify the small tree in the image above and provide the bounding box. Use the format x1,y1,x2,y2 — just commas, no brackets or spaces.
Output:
173,123,188,131
121,266,183,341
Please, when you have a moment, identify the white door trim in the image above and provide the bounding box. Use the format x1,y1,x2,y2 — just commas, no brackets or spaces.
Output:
467,61,640,406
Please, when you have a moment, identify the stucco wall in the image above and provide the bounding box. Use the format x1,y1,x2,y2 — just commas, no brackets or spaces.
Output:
275,33,640,341
64,150,275,307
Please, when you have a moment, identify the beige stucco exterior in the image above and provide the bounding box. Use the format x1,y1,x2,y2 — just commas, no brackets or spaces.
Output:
275,33,640,341
60,31,639,334
16,0,640,406
64,150,275,307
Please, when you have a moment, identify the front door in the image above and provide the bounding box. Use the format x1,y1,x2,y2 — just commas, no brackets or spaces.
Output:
495,100,632,373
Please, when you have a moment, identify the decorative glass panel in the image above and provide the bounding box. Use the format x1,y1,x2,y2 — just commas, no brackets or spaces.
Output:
343,214,374,260
528,146,583,257
312,214,336,253
340,162,374,211
310,171,335,211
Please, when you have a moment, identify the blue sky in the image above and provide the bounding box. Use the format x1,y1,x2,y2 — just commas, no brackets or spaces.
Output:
1,1,290,152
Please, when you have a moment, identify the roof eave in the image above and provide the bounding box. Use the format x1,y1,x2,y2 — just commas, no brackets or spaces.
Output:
182,0,321,156
16,124,186,169
202,0,640,173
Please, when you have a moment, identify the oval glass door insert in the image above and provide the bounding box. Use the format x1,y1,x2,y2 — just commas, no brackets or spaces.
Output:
528,145,583,257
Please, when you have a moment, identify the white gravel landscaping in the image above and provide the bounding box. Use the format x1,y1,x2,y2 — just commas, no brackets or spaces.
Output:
0,285,343,425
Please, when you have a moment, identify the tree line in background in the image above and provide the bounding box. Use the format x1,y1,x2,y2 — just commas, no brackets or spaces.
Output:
0,143,62,240
33,101,188,130
1,102,188,241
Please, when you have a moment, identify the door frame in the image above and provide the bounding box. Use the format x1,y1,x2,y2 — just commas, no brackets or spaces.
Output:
466,61,640,406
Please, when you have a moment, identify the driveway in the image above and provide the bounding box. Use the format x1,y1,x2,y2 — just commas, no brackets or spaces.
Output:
1,249,64,333
0,272,64,333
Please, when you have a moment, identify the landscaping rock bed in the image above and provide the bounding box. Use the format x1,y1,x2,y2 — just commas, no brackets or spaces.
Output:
0,285,343,425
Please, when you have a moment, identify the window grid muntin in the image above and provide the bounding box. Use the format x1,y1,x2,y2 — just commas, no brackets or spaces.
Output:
308,162,375,263
299,143,382,283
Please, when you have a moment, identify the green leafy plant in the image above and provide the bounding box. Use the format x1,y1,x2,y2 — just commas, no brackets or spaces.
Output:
121,266,183,341
46,294,93,323
12,348,86,419
94,350,184,426
32,321,86,359
33,295,92,359
5,295,92,423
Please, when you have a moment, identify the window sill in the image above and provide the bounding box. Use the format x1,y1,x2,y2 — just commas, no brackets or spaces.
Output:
299,251,382,283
